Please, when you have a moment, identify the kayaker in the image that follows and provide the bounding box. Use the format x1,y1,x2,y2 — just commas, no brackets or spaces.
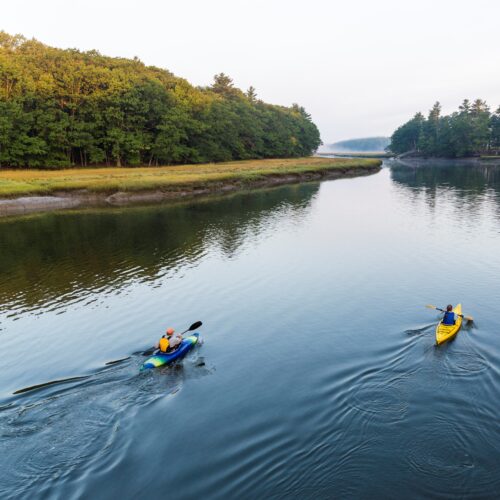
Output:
166,327,183,351
156,327,182,353
442,305,456,325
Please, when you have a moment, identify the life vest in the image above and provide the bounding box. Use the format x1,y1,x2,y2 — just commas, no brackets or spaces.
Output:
159,337,170,352
443,311,455,325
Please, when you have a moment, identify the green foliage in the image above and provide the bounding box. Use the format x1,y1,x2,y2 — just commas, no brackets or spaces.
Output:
0,33,321,168
388,113,424,155
389,99,500,157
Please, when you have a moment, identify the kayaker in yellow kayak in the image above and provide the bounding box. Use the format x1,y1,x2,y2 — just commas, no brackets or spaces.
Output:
442,305,456,325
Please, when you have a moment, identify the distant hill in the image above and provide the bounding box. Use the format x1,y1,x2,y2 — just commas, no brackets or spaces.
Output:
328,137,390,152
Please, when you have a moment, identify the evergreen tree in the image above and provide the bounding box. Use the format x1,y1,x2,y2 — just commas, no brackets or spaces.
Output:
420,102,441,156
490,107,500,151
246,86,257,103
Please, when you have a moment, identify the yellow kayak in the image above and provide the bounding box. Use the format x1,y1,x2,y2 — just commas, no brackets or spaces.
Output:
435,304,462,345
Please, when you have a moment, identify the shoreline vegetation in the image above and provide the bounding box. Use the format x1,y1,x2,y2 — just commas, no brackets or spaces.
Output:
0,157,381,217
0,32,320,169
388,99,500,158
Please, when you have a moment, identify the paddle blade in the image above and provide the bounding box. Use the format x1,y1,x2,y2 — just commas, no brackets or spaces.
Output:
188,321,202,331
464,315,474,322
425,304,437,310
105,356,131,366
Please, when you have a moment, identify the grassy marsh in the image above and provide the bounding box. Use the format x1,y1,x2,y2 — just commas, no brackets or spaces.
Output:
0,158,381,198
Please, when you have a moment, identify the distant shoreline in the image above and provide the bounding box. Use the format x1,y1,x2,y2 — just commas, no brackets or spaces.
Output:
316,152,393,159
392,156,500,166
0,158,382,217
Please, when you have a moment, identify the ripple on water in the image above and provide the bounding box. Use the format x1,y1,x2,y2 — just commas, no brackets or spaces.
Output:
347,374,410,424
339,339,423,426
403,415,500,498
404,323,435,337
443,350,489,377
405,420,474,479
0,353,211,498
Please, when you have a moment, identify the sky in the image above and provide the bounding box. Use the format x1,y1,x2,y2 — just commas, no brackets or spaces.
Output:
2,0,500,145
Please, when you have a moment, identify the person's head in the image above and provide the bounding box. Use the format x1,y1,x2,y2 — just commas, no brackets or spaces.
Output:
446,304,453,312
166,327,175,335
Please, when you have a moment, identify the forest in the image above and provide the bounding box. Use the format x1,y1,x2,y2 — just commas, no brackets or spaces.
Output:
389,100,500,157
0,32,321,168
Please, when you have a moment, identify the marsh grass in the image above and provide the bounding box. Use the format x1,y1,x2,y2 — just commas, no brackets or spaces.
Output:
0,158,381,197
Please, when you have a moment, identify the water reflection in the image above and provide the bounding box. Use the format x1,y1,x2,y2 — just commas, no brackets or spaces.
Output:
390,159,500,203
389,160,500,234
0,183,318,315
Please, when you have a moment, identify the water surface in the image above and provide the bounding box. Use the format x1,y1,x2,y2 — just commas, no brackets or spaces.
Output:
1,161,500,499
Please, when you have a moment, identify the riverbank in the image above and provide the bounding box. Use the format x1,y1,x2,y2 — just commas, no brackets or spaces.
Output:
393,156,500,167
0,157,381,217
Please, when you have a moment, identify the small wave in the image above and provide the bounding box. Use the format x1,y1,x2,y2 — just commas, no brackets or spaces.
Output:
405,323,435,337
405,421,474,479
0,352,210,498
347,375,410,423
403,415,500,497
443,350,489,377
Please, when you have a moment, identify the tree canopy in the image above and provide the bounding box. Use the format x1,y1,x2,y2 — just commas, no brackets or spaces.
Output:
388,100,500,157
0,32,321,168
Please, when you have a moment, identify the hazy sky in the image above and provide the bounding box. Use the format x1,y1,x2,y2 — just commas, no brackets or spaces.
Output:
3,0,500,144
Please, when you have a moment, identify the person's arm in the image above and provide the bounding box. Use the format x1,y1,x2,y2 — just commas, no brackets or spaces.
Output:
155,335,165,349
170,333,183,347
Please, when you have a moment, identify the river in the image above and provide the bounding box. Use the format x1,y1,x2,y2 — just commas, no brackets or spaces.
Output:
1,160,500,499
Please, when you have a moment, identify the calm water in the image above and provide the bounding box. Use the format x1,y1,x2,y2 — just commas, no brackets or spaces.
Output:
1,160,500,499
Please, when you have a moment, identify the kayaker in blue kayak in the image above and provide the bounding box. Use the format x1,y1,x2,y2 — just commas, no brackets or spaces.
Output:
156,327,183,353
442,305,456,325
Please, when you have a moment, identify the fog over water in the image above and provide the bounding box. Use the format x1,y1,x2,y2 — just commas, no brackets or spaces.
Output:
2,0,500,142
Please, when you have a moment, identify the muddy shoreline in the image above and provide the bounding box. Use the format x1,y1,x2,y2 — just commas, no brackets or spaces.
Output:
0,165,380,217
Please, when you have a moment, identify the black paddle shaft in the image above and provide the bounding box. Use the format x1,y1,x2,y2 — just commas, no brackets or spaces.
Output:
181,321,202,334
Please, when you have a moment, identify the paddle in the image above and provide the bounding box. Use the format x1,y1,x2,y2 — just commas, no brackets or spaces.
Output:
425,304,473,322
142,320,203,356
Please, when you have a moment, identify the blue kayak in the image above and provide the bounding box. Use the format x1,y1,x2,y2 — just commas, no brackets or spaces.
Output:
141,333,199,370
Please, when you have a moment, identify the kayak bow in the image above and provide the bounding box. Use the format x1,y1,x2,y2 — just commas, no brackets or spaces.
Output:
435,304,462,345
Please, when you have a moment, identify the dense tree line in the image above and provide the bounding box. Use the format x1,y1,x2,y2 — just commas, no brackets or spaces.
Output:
0,32,321,168
389,100,500,157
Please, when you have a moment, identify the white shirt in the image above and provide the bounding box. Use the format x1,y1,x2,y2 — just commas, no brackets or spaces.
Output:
168,333,183,349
